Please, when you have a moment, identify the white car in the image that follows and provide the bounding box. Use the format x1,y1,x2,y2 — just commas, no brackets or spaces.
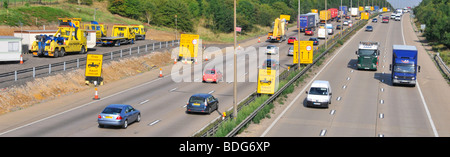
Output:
343,21,349,26
287,46,294,56
395,16,401,21
391,14,396,19
305,80,332,108
265,45,279,55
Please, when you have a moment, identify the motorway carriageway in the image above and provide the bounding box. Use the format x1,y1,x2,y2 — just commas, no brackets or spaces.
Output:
261,13,450,137
0,16,392,137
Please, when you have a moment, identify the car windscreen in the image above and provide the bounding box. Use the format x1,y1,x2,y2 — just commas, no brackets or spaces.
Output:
394,64,415,73
267,46,275,49
309,87,328,95
102,107,122,115
205,70,215,74
189,96,205,103
359,49,377,56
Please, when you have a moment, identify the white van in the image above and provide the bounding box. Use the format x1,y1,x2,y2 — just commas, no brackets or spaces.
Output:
305,80,332,108
318,28,326,39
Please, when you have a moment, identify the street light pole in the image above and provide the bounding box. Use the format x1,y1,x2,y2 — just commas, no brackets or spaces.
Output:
233,0,238,120
298,0,301,68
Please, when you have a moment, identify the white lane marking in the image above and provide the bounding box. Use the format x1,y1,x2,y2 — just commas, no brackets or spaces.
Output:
0,77,164,136
330,110,336,115
320,129,327,136
379,113,384,119
342,85,347,89
380,100,384,104
140,99,150,105
347,77,351,81
417,83,439,137
148,120,161,126
208,90,215,94
336,97,342,101
401,15,439,137
378,134,384,137
169,87,178,92
381,88,384,92
261,26,366,137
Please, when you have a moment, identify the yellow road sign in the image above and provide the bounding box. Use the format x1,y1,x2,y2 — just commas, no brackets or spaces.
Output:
280,15,291,21
85,54,103,77
257,69,277,94
179,34,199,58
293,41,314,64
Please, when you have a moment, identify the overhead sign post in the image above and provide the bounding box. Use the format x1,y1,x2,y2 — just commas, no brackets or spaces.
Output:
179,34,200,60
257,69,277,94
85,54,103,85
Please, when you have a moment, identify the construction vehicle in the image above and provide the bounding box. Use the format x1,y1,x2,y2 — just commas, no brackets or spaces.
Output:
83,21,108,44
131,24,146,40
267,18,287,42
31,18,88,58
99,24,136,46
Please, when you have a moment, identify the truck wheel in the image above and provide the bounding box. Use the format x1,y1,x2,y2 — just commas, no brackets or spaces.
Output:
59,48,65,57
80,46,86,54
60,48,65,57
53,49,59,58
115,41,120,47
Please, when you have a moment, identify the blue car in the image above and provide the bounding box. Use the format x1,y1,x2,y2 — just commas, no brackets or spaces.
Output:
98,104,141,129
186,93,219,114
372,18,378,23
365,26,373,32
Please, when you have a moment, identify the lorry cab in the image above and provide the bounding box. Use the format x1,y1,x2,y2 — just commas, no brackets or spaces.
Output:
356,41,380,70
305,80,332,108
389,45,420,87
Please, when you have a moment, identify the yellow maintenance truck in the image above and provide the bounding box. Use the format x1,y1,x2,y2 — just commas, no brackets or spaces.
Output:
99,24,136,46
131,24,146,40
267,18,287,43
84,21,108,44
31,18,88,57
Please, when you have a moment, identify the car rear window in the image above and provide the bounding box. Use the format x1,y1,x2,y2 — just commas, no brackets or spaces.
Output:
289,37,296,39
102,107,122,115
189,96,205,103
205,70,215,74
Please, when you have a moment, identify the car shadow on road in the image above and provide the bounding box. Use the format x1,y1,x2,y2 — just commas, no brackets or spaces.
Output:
347,59,358,70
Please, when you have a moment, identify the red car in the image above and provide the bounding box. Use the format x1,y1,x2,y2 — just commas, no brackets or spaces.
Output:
287,36,297,44
202,69,223,83
305,30,314,36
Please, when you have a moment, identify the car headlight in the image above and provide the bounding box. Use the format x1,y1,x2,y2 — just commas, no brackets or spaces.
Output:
394,76,398,79
412,77,415,80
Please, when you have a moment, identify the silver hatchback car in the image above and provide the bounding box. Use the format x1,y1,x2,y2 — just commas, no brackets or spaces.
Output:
98,104,141,129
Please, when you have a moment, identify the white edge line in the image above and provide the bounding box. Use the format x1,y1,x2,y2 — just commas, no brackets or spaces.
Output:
402,15,438,137
260,26,365,137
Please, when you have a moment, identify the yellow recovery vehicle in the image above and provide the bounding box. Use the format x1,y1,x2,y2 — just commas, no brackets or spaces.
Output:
267,18,287,42
84,21,108,44
99,24,136,46
31,18,88,57
131,24,146,40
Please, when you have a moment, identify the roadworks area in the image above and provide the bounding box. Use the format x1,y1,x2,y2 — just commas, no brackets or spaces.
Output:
0,51,171,115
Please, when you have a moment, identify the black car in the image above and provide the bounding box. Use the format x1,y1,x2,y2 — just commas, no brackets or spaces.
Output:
336,24,342,30
309,37,319,45
186,93,219,114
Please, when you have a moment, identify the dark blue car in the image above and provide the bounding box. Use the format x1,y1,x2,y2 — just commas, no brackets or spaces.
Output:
186,93,219,114
98,104,141,129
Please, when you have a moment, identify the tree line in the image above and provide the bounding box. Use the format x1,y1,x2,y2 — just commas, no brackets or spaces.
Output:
107,0,392,33
413,0,450,47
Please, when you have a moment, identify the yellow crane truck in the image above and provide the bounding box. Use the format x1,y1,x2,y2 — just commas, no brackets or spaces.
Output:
31,18,88,57
99,24,136,46
267,18,287,42
84,21,108,44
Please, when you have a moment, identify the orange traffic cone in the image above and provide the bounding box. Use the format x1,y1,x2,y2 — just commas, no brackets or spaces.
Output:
258,37,261,43
174,58,177,64
159,68,163,78
93,88,100,100
205,55,208,61
20,54,23,64
195,58,198,64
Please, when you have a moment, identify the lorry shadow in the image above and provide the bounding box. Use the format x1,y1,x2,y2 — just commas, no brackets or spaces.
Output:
374,72,391,86
347,59,358,70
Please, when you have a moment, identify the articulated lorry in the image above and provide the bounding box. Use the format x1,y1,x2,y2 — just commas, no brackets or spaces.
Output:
298,14,316,32
355,41,380,70
99,24,136,46
31,18,88,58
320,10,331,23
389,45,420,86
267,18,287,42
